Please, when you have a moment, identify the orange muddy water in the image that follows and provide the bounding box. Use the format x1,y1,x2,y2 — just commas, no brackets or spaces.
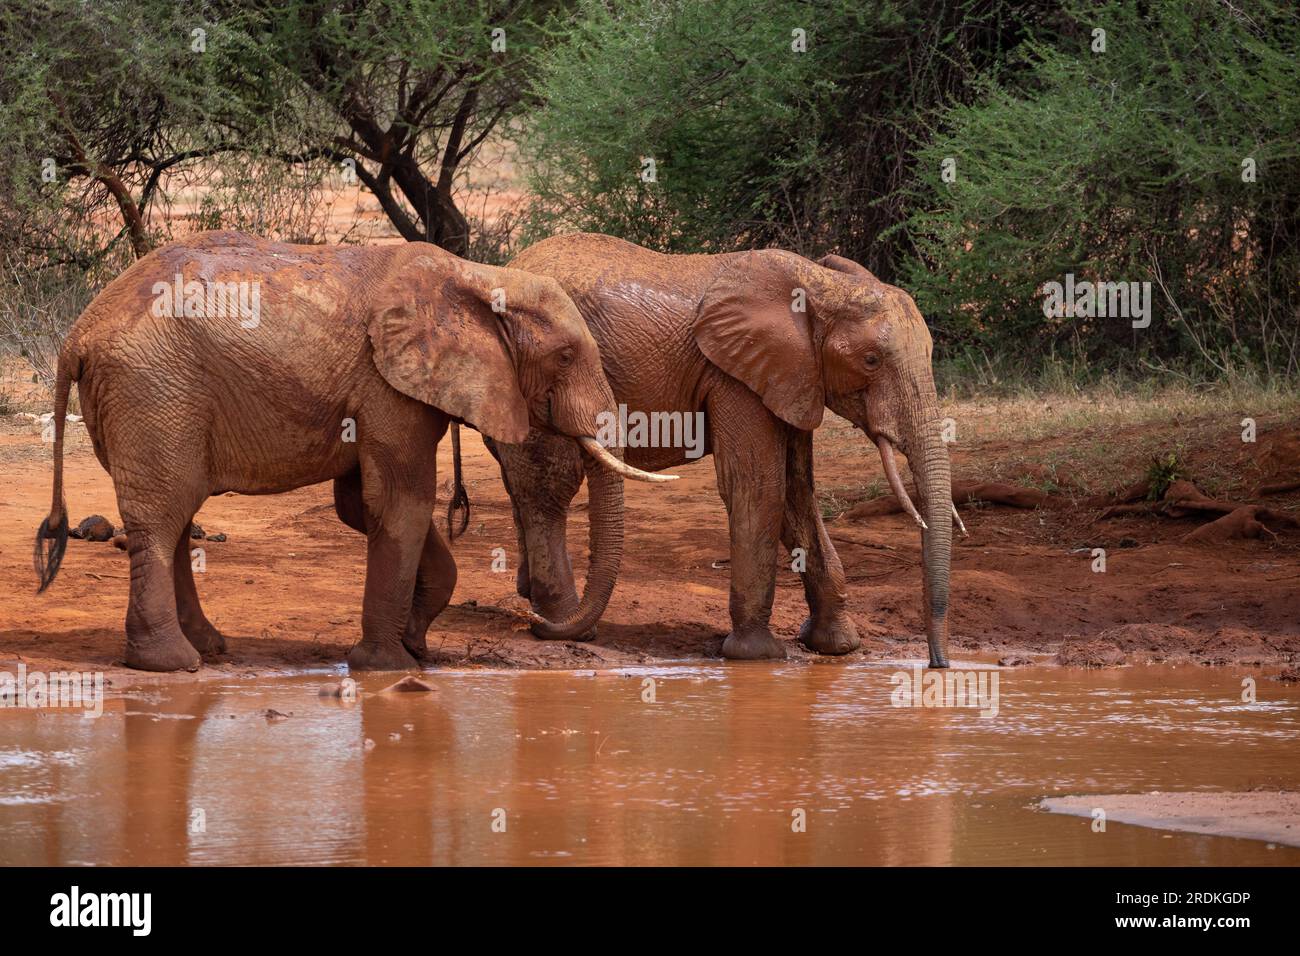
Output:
2,661,1297,866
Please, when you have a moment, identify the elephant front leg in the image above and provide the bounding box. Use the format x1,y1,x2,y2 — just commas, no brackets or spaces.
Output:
402,522,457,659
348,493,429,673
709,386,789,661
781,429,860,655
519,508,586,636
335,470,451,662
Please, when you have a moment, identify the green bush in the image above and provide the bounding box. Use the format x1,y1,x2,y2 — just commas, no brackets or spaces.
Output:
525,0,1298,382
522,0,834,252
903,0,1300,379
523,0,1045,259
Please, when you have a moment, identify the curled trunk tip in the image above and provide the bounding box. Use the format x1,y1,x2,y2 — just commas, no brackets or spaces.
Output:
528,441,627,640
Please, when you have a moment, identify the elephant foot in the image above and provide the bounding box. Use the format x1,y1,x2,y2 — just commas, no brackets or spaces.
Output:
347,640,420,672
722,627,788,661
125,634,203,673
182,620,228,658
798,614,861,656
402,621,432,661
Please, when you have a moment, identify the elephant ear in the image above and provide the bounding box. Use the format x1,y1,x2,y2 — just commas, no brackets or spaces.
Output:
693,250,824,431
367,254,531,444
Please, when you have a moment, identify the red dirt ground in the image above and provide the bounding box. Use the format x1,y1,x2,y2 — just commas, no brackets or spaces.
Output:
2,402,1299,683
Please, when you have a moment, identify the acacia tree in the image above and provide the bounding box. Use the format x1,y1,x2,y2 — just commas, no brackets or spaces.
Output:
0,0,266,266
213,0,562,254
1,0,563,266
1,0,563,388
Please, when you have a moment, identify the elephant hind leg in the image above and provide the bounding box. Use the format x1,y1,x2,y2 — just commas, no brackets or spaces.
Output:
174,516,228,657
118,494,203,673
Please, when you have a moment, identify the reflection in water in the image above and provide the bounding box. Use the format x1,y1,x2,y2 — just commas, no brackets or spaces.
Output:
1,663,1298,865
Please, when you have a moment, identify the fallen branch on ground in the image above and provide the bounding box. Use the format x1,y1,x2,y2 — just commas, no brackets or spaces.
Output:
1097,479,1299,542
1258,479,1300,496
842,479,1074,520
839,473,1298,545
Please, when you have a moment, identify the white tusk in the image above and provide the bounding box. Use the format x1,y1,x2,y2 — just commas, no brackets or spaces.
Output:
577,436,678,483
875,436,927,530
952,503,968,537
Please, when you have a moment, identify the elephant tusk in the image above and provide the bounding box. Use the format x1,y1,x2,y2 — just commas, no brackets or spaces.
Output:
577,436,678,483
952,503,968,537
875,436,927,530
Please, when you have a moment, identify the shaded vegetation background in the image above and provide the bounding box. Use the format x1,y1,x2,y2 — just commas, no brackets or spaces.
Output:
1,0,1296,400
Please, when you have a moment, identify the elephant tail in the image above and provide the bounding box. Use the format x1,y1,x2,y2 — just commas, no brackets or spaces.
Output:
34,354,75,592
446,422,471,540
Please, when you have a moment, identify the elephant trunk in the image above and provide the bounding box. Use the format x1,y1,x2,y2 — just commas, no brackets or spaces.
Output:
909,417,953,668
528,444,625,640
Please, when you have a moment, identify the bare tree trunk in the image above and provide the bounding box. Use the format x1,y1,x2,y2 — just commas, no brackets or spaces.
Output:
51,94,152,259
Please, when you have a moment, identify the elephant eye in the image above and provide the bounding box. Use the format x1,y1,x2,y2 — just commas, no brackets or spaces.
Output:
864,352,882,371
556,347,576,368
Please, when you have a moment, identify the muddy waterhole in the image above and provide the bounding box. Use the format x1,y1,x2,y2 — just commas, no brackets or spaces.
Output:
2,661,1297,866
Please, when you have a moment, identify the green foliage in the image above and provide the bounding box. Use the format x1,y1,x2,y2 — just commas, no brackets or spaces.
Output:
0,0,563,264
522,0,835,251
903,0,1300,379
210,0,564,248
523,0,1043,262
526,0,1298,382
1145,451,1184,501
2,0,1296,387
0,0,565,373
0,0,265,258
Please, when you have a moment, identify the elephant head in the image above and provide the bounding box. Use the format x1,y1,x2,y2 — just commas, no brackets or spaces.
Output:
694,250,955,667
367,252,673,640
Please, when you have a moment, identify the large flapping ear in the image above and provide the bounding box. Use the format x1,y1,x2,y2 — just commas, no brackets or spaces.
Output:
693,250,824,431
367,254,531,444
